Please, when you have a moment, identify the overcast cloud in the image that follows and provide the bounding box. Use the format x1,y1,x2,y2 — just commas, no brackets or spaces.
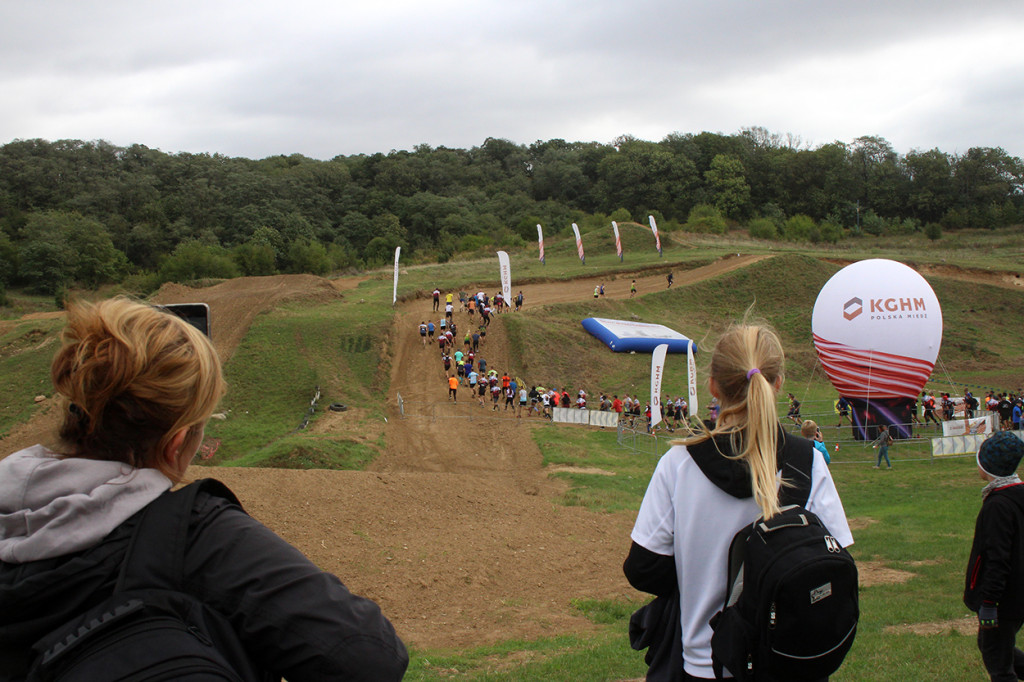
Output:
2,0,1022,160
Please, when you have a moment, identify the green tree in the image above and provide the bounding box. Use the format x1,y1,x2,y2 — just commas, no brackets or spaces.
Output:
704,154,751,219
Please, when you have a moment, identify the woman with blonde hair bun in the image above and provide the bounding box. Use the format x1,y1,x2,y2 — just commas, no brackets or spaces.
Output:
0,297,407,680
624,323,853,681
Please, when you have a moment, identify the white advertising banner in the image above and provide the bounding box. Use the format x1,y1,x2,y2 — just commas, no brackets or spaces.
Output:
942,414,997,437
650,343,668,428
811,259,943,399
392,246,401,305
612,221,623,260
497,250,512,305
537,224,545,264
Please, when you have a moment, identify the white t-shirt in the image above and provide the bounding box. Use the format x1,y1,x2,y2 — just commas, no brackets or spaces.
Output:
631,443,853,679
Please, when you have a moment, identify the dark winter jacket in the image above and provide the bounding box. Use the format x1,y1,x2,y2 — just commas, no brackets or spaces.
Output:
0,481,408,681
964,482,1024,618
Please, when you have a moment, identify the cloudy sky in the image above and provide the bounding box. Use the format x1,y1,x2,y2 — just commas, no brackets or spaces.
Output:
2,0,1023,160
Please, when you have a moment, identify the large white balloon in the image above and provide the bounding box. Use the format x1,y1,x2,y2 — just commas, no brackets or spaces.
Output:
811,259,942,399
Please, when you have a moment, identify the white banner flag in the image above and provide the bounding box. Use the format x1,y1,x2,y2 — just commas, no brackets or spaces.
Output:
497,250,512,306
572,223,585,264
611,221,622,261
392,246,401,305
650,343,668,428
687,341,698,419
536,224,545,264
648,215,662,256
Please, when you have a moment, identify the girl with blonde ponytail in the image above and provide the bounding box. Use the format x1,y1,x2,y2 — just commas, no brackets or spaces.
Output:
624,323,853,681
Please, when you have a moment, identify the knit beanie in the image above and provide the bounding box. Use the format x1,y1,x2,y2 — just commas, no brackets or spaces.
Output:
977,431,1024,478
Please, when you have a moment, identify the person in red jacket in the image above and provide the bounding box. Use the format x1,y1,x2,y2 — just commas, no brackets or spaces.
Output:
965,431,1024,681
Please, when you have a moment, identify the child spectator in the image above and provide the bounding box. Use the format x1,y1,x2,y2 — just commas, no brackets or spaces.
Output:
801,420,831,464
964,431,1024,680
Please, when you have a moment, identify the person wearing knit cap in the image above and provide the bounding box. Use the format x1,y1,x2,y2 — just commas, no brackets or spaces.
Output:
964,431,1024,681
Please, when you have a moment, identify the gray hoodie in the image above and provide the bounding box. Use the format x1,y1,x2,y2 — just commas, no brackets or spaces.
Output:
0,445,171,564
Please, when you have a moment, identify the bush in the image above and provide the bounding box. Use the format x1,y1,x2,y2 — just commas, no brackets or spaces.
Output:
819,222,843,244
159,241,239,283
747,218,777,240
120,270,163,296
685,204,727,234
924,222,943,241
781,215,816,242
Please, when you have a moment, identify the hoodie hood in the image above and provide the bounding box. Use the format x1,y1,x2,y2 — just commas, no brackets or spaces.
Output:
0,445,171,564
686,426,805,500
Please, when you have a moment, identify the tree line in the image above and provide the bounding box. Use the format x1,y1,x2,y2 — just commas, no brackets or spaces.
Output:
0,129,1021,298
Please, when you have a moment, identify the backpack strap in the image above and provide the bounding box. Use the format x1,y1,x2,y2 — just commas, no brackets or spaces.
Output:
116,479,241,593
778,431,814,508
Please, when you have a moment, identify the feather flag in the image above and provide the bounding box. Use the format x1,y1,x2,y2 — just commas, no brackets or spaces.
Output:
650,344,668,428
536,224,545,265
611,221,623,261
571,223,585,264
497,250,512,306
392,246,401,305
687,341,698,419
648,215,663,256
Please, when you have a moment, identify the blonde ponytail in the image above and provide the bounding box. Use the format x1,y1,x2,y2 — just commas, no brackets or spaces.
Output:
676,324,786,519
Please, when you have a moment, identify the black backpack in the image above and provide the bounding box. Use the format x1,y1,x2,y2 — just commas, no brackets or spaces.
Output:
28,480,266,682
710,443,858,681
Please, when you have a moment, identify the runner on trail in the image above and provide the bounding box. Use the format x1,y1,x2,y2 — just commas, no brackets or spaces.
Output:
922,391,940,426
467,297,476,318
477,380,487,407
480,306,491,327
667,272,674,288
458,291,467,312
630,280,637,297
836,395,852,428
438,335,446,355
504,386,515,410
599,283,605,296
445,292,453,307
478,357,487,376
448,375,459,402
518,386,528,417
419,321,427,347
427,320,435,340
478,324,487,344
515,291,523,311
464,332,472,349
786,392,802,425
468,369,479,391
472,331,480,352
445,302,453,321
491,382,502,410
442,353,452,374
594,285,600,299
432,288,440,312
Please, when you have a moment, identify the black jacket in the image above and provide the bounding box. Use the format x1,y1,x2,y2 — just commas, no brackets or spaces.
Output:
0,485,408,681
964,482,1024,618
